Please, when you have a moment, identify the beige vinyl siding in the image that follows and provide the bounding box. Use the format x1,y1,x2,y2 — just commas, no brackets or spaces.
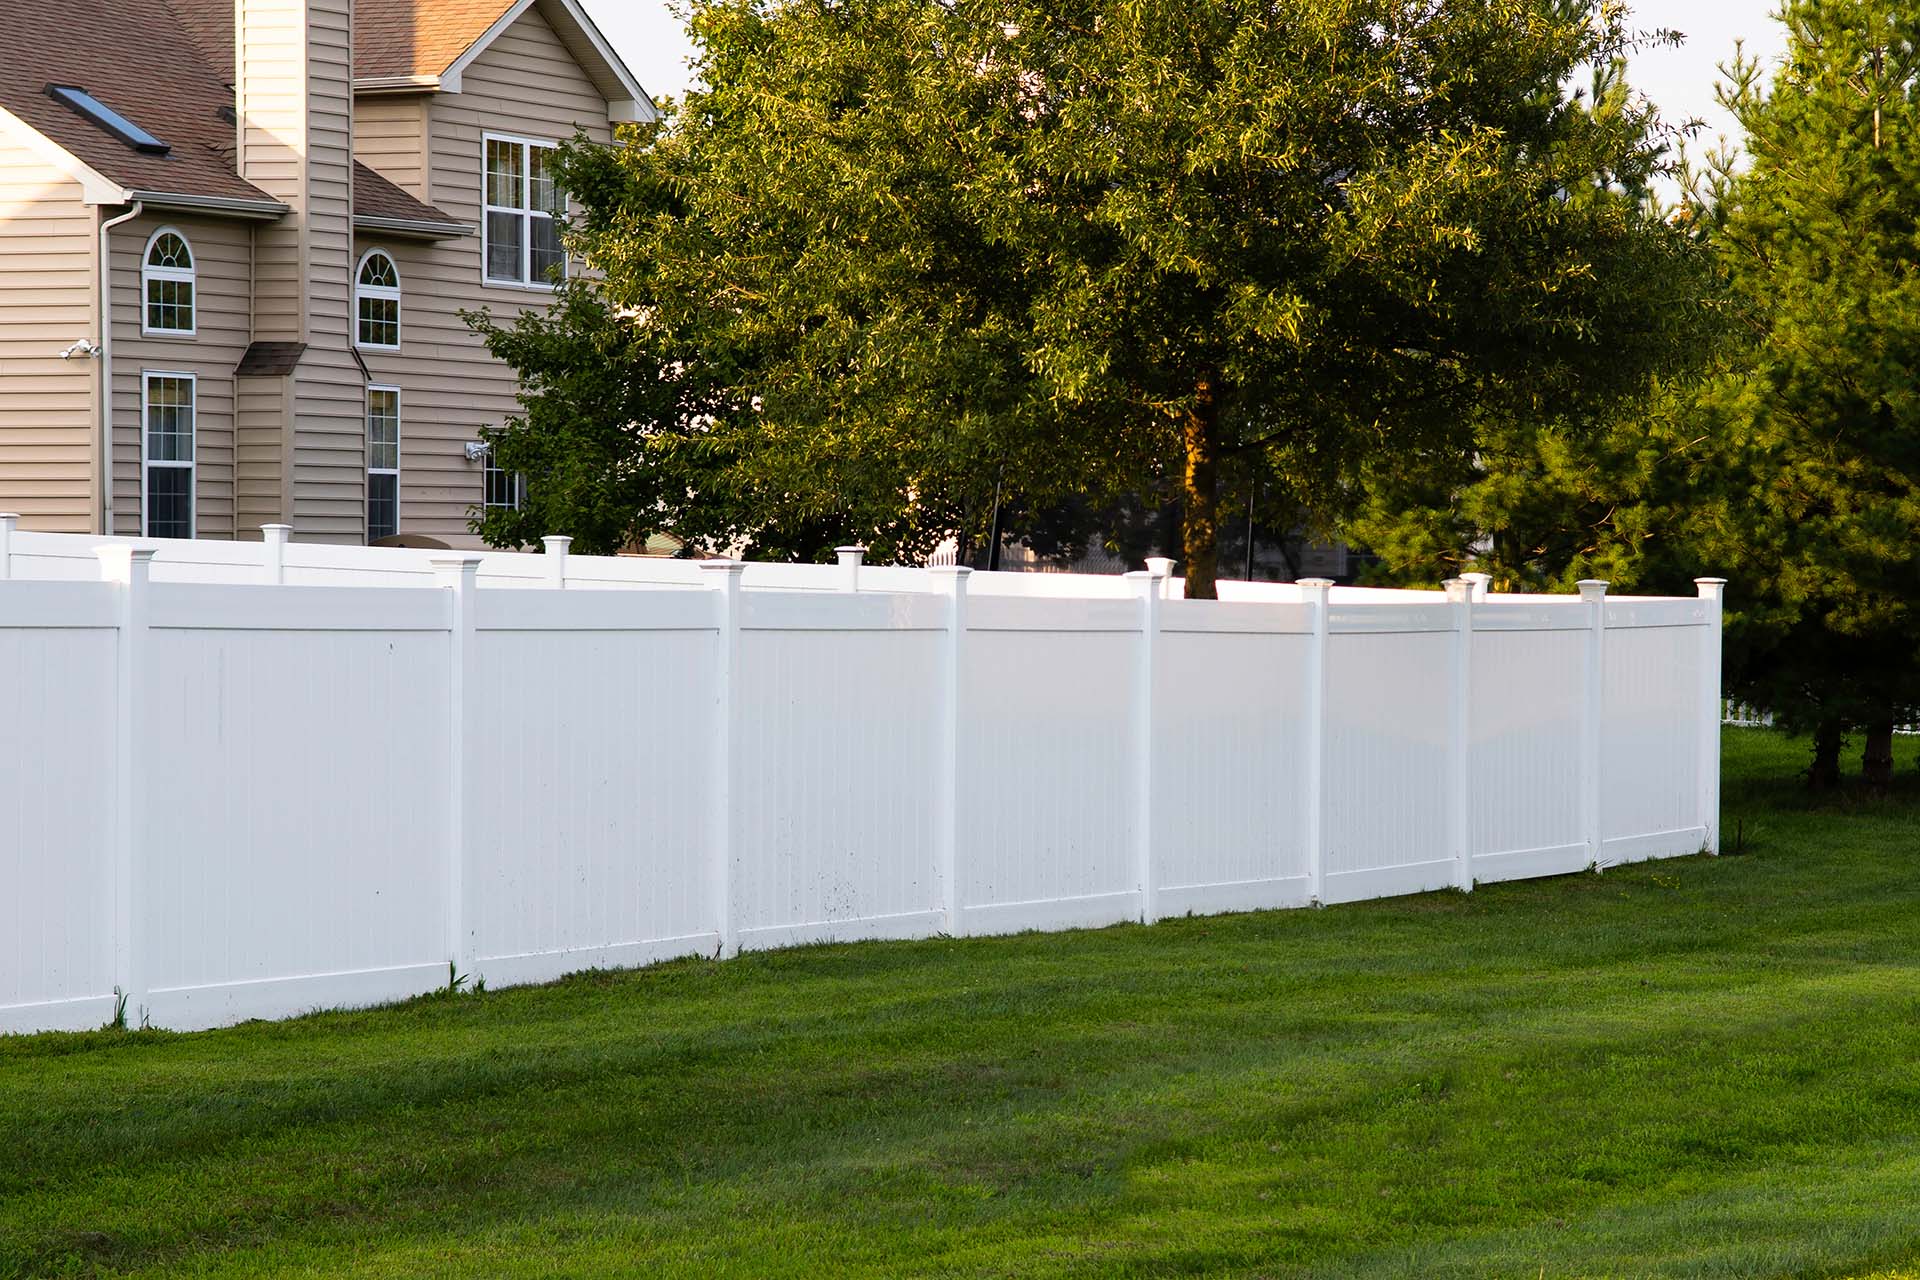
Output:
290,0,366,542
237,0,310,344
354,5,612,544
354,96,430,201
235,378,293,536
108,214,251,538
0,134,98,531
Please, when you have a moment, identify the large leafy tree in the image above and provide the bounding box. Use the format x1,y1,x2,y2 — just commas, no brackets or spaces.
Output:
477,0,1705,593
1352,0,1920,787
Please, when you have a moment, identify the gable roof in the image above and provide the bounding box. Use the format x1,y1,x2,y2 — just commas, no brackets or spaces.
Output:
356,0,657,122
0,0,650,214
0,0,280,209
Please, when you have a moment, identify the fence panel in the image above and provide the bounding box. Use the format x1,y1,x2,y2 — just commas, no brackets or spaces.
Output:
0,584,120,1033
140,586,453,1029
1322,609,1455,903
1154,603,1315,915
958,597,1139,933
1602,603,1707,862
732,592,947,949
1468,619,1589,882
469,590,720,986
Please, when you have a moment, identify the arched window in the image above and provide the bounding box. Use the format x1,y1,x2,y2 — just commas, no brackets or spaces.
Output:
355,250,401,350
142,229,195,336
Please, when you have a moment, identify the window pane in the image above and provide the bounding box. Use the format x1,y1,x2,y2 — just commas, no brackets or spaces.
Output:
146,377,193,462
530,146,563,215
146,465,191,538
148,233,190,270
530,216,565,283
367,390,400,470
368,472,398,541
486,139,524,209
358,297,399,347
359,253,398,288
147,278,192,332
487,210,524,281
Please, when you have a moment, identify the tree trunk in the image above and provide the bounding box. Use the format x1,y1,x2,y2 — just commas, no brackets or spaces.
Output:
1181,379,1220,600
1863,716,1895,791
1809,720,1844,791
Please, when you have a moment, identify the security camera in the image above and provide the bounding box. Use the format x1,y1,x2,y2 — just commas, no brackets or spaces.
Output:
464,441,491,462
59,339,102,360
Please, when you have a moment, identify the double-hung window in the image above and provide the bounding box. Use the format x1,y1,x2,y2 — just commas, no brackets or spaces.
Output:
143,372,194,538
142,228,195,336
483,135,565,287
367,387,400,541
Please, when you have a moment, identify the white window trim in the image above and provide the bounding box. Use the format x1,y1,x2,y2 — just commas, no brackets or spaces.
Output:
140,370,195,539
140,226,196,338
366,384,402,540
481,131,564,291
354,249,402,352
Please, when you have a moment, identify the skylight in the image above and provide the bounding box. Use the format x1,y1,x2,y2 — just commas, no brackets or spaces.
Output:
46,85,169,155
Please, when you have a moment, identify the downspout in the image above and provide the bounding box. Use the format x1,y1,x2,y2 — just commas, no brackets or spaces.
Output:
98,198,145,535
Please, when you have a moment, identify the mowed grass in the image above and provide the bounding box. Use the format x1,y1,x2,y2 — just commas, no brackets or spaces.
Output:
5,729,1920,1279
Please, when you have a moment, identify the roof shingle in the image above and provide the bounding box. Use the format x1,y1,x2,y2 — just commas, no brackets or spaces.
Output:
1,0,273,203
354,0,519,81
2,0,488,219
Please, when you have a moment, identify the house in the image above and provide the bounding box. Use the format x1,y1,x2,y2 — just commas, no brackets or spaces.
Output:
0,0,653,544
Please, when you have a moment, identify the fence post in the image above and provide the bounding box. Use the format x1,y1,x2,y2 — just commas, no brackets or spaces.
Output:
1444,578,1474,893
96,545,155,1027
542,535,571,589
700,560,746,957
1578,579,1609,871
1695,577,1728,854
1145,555,1176,599
1300,577,1333,905
0,513,16,579
261,524,290,584
836,545,865,593
431,554,484,983
1461,571,1491,603
930,566,971,935
1126,561,1167,924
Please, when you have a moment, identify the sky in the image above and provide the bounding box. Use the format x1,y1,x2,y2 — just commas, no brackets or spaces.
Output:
580,0,1790,164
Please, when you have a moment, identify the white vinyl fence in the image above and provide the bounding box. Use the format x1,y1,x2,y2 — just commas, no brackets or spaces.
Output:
0,517,1727,1036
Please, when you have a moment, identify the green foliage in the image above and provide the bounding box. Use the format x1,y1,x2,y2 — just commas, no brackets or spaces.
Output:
6,731,1920,1276
473,0,1705,588
1355,0,1920,741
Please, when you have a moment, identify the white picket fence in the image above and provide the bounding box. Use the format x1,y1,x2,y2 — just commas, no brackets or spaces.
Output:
0,516,1727,1036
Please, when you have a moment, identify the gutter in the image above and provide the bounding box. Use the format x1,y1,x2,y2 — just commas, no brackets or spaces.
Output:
125,191,288,221
98,199,145,536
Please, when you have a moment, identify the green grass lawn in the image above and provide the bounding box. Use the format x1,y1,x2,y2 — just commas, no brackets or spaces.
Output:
6,728,1920,1279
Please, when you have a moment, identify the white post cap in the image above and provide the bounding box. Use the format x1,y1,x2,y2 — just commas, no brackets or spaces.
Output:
1576,579,1609,601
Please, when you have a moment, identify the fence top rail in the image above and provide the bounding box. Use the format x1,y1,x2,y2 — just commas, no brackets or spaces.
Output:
1,529,1723,614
